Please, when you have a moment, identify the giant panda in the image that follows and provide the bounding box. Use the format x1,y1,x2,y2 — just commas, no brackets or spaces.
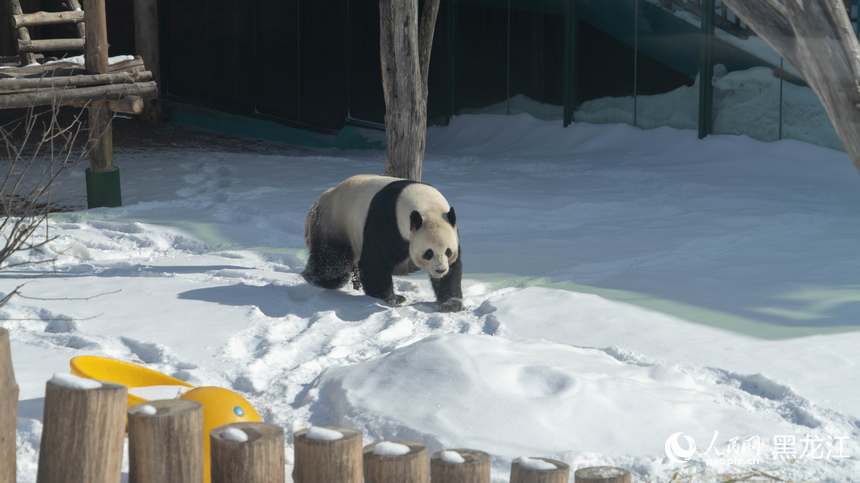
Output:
302,174,464,312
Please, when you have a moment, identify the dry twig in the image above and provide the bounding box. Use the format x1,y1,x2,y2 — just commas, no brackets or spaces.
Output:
1,105,96,308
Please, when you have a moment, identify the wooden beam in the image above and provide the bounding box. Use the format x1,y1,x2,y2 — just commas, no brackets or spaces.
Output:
13,10,85,28
109,96,144,114
0,56,146,79
0,71,153,93
0,81,158,109
0,62,80,78
68,96,146,115
18,38,86,53
108,56,146,73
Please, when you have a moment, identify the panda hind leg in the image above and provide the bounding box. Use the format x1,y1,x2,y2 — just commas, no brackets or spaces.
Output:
351,266,362,290
301,240,354,290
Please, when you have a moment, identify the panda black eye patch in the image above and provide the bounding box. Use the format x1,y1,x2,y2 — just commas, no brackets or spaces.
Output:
445,249,453,257
423,249,434,260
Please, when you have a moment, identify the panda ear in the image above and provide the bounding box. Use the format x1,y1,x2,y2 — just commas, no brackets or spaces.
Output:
447,207,456,227
410,210,423,231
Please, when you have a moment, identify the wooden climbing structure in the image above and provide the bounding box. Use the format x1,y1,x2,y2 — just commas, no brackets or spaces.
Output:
0,0,157,208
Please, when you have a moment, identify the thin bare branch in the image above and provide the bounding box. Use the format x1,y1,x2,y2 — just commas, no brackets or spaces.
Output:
0,283,25,309
0,314,103,322
16,288,122,302
1,104,90,275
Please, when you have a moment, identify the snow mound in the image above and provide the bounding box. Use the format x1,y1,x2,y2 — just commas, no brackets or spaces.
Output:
307,334,803,458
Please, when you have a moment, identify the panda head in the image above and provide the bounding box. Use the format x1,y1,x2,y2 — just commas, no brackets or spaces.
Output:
409,207,458,278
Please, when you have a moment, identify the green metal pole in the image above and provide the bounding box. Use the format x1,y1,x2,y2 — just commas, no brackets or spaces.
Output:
698,0,715,139
85,167,122,209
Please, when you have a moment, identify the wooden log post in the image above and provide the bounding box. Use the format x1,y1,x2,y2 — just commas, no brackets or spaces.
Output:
574,466,632,483
363,441,430,483
0,328,18,483
36,376,127,483
9,0,37,65
83,0,121,208
293,426,363,483
133,0,162,122
509,457,570,483
430,449,491,483
209,422,285,483
68,0,87,38
128,400,205,483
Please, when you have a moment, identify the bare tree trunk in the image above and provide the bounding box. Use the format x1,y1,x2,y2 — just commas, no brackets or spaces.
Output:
379,0,441,182
721,0,860,175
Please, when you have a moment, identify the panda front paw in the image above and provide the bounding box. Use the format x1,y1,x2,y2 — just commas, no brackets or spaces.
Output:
383,294,407,306
438,298,465,313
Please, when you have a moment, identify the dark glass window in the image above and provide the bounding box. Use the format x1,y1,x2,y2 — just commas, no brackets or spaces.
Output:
256,0,300,120
348,0,384,125
453,1,507,115
163,0,344,132
573,8,635,124
164,0,209,104
509,7,564,120
299,0,345,130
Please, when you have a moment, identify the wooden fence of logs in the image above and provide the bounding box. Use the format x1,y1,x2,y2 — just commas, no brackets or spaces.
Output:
1,328,632,483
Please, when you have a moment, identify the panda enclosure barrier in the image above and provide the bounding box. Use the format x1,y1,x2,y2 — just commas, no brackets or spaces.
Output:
0,0,158,208
0,328,633,483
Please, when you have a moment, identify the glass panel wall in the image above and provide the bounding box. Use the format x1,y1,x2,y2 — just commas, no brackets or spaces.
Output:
780,64,842,150
426,0,450,126
164,0,210,104
573,0,635,125
157,0,850,153
164,0,344,132
298,0,345,130
209,0,252,111
452,0,564,120
710,0,780,142
348,0,449,127
453,0,508,115
256,0,299,121
508,4,565,121
348,0,384,125
634,0,698,130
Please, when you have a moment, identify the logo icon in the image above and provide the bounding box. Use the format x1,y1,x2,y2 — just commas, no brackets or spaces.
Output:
665,432,697,463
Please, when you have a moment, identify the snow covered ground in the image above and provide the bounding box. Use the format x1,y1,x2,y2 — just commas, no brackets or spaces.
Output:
4,112,860,482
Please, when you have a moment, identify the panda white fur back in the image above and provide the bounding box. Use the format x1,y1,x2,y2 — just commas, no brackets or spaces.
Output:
302,175,464,312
